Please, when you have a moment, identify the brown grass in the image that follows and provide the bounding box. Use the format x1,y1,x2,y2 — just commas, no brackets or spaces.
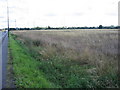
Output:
11,29,118,76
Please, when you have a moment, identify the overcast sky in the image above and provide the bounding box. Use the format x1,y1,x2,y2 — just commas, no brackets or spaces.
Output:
0,0,119,28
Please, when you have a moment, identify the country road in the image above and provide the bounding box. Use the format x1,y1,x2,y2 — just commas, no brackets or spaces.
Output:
0,31,8,89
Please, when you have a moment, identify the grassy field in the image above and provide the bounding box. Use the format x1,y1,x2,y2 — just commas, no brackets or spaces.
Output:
10,29,119,88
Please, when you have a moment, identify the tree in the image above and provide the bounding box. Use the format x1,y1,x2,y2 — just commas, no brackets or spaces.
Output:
48,26,51,29
98,25,103,29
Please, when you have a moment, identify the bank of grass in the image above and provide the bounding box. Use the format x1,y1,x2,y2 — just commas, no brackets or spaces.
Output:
10,31,119,88
9,33,55,88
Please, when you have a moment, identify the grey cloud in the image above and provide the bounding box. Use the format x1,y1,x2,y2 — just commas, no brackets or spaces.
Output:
0,0,16,3
45,13,57,16
72,12,85,16
105,13,117,16
0,0,6,2
9,6,17,9
16,7,29,14
0,16,4,18
0,20,7,22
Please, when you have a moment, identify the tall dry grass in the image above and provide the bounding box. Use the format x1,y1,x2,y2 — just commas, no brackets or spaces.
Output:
11,29,119,87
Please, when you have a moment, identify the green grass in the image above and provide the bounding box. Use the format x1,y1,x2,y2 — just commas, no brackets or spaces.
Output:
9,33,55,88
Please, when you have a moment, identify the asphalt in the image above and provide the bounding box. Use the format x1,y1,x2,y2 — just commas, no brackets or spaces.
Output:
0,31,2,90
0,31,8,89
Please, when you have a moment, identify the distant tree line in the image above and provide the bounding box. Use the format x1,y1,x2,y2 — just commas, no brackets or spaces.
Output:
5,25,120,31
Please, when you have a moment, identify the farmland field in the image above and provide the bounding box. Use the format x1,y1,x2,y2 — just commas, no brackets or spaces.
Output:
10,29,119,88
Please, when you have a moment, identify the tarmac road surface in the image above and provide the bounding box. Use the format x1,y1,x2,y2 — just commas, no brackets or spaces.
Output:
0,31,8,89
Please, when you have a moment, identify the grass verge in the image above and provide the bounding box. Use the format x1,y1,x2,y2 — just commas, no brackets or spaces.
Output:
6,41,15,88
9,33,54,88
